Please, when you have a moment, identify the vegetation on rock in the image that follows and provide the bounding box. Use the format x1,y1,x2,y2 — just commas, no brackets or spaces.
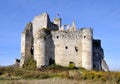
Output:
22,57,36,70
68,62,76,69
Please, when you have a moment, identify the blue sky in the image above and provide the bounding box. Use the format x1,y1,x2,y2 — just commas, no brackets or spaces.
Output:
0,0,120,71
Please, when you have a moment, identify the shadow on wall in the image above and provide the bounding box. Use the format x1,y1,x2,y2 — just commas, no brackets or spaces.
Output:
44,30,55,65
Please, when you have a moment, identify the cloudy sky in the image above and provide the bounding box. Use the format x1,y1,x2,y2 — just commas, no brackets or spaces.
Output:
0,0,120,71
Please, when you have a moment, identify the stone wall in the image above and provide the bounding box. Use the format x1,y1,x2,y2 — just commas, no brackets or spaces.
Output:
33,28,93,69
34,29,55,68
32,13,50,37
51,30,83,67
53,18,61,29
20,32,25,67
32,13,59,37
33,28,108,70
20,22,33,67
82,28,93,70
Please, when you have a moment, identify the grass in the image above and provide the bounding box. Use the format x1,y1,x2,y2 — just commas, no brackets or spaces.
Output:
0,64,120,84
0,78,118,84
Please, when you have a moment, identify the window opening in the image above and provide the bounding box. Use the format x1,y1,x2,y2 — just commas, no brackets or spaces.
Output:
75,46,78,52
84,36,86,38
65,46,68,49
57,36,59,39
30,46,34,55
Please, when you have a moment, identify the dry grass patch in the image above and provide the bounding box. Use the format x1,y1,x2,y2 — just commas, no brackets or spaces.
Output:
0,78,117,84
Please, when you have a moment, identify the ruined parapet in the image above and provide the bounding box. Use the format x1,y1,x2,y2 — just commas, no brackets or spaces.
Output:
71,21,77,31
82,28,93,70
53,18,61,30
32,13,50,37
63,21,77,31
60,26,64,30
66,25,70,31
20,22,33,68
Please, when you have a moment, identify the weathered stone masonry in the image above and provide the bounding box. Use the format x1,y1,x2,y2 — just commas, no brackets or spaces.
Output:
20,13,109,71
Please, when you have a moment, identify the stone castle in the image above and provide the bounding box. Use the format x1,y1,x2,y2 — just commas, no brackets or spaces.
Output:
20,13,108,71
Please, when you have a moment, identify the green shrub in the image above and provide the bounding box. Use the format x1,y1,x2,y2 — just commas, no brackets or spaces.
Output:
110,72,120,84
22,72,50,79
0,67,5,75
23,57,36,70
68,62,75,69
44,63,69,72
58,71,69,78
69,70,82,79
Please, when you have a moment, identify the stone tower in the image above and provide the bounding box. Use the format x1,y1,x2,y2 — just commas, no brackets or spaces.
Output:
20,22,33,67
53,18,61,30
82,28,93,70
34,30,46,68
32,13,50,37
72,21,77,31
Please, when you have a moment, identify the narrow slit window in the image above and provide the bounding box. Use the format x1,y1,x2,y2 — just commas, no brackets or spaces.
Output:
75,46,78,52
84,36,86,38
57,36,59,39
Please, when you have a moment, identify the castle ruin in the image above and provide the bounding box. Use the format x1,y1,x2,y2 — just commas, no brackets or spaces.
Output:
20,13,108,71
